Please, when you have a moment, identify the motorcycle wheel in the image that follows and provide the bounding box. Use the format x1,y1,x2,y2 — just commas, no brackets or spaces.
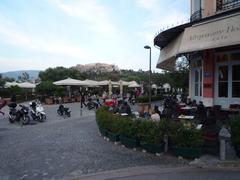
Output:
57,109,62,116
9,117,15,123
39,114,46,122
21,115,30,125
67,113,71,117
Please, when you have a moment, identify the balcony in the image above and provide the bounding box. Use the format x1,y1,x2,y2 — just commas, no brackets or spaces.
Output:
217,0,240,12
190,9,203,22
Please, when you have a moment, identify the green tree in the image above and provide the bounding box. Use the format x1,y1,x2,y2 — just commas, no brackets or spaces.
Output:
36,81,57,95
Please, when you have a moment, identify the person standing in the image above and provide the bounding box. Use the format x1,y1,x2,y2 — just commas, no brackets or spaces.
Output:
80,92,87,107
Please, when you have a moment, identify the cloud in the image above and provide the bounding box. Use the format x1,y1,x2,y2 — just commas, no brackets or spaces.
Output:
49,0,116,34
136,0,158,10
0,16,91,60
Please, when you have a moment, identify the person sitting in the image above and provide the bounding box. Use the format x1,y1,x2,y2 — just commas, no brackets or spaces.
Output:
154,105,161,116
151,109,160,122
186,98,192,106
119,101,131,115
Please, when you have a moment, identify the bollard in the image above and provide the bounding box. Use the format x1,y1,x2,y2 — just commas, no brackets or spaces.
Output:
218,125,231,161
164,135,168,153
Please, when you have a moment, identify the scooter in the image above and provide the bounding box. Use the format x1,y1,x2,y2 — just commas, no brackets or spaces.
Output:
8,103,30,125
57,104,71,118
29,101,46,122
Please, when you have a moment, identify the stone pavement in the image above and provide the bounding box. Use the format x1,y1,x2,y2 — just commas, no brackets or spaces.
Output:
63,166,240,180
0,102,187,180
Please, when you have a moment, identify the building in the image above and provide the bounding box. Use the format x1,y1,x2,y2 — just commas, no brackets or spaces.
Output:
154,0,240,108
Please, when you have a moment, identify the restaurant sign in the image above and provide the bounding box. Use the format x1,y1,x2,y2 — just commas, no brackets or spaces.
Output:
179,14,240,53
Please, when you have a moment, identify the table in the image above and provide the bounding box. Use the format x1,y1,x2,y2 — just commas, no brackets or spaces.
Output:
180,106,197,110
178,115,195,120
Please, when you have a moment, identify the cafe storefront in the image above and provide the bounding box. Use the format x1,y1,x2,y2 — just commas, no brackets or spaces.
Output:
154,10,240,108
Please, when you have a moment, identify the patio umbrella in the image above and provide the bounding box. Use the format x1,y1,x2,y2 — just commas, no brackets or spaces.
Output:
151,84,158,89
81,79,100,87
53,78,84,86
128,81,141,88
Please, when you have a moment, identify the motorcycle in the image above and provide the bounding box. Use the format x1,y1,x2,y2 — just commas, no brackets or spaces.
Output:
87,98,99,110
29,101,46,122
8,103,30,125
57,104,71,118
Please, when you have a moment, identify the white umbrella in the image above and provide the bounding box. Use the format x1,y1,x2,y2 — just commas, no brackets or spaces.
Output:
53,78,84,86
128,81,141,88
98,80,119,86
5,82,19,88
81,79,100,87
151,84,158,89
5,82,36,88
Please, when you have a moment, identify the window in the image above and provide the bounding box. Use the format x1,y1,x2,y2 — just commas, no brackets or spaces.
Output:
218,66,228,97
194,69,202,96
232,65,240,97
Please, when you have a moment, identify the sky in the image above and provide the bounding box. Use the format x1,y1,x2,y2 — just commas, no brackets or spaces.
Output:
0,0,189,73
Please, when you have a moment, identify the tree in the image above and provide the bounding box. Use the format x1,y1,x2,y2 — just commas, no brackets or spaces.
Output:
18,72,30,82
36,81,57,95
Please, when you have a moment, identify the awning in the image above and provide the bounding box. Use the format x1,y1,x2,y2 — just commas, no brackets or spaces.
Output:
179,13,240,53
156,32,184,71
157,13,240,70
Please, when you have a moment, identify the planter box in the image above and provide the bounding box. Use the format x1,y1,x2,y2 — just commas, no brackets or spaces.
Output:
140,142,164,154
107,131,120,142
172,146,202,159
119,135,139,148
99,127,108,137
234,146,240,158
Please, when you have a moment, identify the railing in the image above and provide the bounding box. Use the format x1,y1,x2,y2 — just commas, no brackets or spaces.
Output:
190,9,203,22
217,0,240,11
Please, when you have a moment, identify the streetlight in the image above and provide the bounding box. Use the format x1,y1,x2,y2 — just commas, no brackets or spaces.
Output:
144,45,151,109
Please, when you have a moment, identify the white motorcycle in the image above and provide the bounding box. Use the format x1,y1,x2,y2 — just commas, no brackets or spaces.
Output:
29,101,46,122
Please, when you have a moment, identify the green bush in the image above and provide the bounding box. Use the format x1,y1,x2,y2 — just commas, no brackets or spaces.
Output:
96,107,165,142
170,124,204,148
230,115,240,148
136,95,163,103
96,107,203,148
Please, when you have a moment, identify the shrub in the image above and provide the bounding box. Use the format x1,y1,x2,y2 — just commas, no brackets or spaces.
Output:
137,120,163,144
170,124,204,148
230,115,240,148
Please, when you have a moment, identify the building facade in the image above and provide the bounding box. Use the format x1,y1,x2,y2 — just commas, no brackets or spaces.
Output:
154,0,240,108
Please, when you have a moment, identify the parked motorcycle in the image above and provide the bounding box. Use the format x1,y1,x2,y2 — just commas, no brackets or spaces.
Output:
87,98,99,110
57,104,71,118
29,101,46,122
8,103,30,125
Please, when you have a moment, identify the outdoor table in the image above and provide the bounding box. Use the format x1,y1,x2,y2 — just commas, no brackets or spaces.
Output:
178,115,195,120
180,106,197,110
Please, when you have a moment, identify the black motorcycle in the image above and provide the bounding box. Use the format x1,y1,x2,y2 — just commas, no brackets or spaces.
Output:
8,103,30,125
87,98,99,110
57,104,71,118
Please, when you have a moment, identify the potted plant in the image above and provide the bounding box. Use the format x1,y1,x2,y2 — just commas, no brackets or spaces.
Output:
138,120,164,154
230,115,240,158
170,124,204,159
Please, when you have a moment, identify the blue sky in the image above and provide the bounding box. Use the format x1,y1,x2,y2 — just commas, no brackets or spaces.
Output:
0,0,189,72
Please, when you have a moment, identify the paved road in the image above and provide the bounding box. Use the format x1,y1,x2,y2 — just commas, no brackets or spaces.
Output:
0,103,184,180
74,166,240,180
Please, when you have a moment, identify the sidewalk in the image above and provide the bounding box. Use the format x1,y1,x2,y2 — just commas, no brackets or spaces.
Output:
63,165,240,180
